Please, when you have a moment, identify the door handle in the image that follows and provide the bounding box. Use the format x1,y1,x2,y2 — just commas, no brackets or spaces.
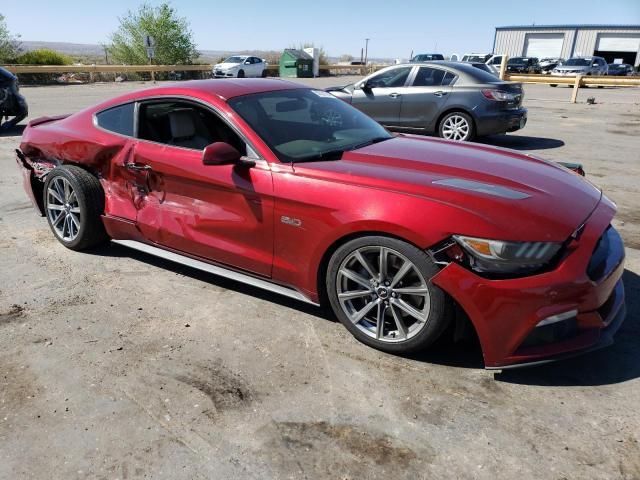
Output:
433,91,447,97
124,162,152,171
388,92,401,98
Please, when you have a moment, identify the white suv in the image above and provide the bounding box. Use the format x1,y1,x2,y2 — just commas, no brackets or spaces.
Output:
213,56,267,78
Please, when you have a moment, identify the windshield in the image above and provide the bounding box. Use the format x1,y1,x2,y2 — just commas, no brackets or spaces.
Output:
464,55,490,63
413,54,444,61
508,57,528,65
228,89,392,163
564,58,590,66
224,56,245,64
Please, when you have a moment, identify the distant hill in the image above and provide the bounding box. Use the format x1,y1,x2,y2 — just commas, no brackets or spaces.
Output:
18,41,392,65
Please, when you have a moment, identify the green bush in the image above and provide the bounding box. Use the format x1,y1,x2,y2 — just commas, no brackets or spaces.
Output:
14,49,72,65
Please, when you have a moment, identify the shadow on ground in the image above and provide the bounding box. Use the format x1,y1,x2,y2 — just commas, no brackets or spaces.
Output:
0,124,25,138
480,134,565,150
91,243,638,382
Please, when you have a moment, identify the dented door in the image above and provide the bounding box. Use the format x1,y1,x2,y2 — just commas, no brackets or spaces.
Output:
129,141,274,277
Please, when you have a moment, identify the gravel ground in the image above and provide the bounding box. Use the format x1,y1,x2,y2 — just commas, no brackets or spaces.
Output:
0,78,639,480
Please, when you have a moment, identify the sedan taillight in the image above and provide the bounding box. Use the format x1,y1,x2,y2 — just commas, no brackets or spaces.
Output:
481,89,517,101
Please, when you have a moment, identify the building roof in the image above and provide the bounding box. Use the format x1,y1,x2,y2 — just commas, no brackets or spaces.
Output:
496,24,640,30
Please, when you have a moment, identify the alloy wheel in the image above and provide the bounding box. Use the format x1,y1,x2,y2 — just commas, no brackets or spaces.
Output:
47,176,81,242
442,115,470,141
336,246,431,343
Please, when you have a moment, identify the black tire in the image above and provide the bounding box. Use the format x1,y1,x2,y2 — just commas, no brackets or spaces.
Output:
43,165,108,251
326,236,453,354
550,84,558,87
237,69,245,78
437,111,475,142
261,69,268,78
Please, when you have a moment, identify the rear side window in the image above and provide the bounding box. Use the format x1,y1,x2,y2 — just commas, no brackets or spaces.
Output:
412,67,446,86
442,71,456,85
96,103,134,136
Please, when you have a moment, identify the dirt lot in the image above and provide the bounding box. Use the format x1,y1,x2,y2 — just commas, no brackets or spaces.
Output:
1,79,639,480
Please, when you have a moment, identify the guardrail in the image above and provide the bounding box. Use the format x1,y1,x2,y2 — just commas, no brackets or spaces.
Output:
2,63,371,79
498,55,640,103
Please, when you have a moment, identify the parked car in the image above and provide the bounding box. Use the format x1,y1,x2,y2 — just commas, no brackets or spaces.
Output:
506,57,542,74
460,54,503,74
15,79,625,369
410,53,444,62
326,62,526,142
213,55,267,78
0,66,28,131
550,56,608,86
539,57,564,74
607,63,635,76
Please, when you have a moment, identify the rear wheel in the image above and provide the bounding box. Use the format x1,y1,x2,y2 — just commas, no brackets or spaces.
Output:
261,69,268,78
438,111,474,141
326,236,453,354
43,165,108,251
550,84,558,87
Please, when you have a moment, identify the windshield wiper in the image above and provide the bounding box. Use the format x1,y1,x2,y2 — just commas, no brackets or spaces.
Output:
349,136,392,151
294,148,346,163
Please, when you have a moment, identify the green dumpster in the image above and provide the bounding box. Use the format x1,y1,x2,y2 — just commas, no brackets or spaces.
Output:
279,49,314,78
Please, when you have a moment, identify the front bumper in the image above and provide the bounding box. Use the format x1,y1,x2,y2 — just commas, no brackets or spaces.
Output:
475,108,527,136
432,198,626,369
213,70,237,77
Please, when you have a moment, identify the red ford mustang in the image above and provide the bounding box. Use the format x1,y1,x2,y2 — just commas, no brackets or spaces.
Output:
16,79,625,369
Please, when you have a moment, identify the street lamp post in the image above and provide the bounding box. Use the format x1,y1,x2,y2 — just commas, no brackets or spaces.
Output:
364,38,370,67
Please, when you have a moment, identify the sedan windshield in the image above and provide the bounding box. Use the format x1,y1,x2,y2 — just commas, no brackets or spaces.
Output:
228,89,392,163
564,58,590,66
508,57,528,65
224,56,245,63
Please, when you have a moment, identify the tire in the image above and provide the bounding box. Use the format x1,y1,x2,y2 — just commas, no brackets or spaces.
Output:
550,84,557,87
237,69,245,78
43,165,108,251
261,69,268,78
326,236,453,354
438,111,474,142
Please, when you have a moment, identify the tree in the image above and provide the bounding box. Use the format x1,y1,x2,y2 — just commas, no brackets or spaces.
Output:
0,14,21,63
339,54,354,63
107,3,198,65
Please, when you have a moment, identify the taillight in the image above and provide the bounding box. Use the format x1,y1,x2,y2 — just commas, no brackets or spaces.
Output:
481,89,516,101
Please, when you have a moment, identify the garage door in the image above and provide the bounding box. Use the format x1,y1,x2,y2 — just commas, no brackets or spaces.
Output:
597,34,640,52
524,33,564,58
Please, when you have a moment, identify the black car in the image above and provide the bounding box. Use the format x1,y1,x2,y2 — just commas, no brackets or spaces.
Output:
607,63,635,76
0,67,28,131
506,57,541,74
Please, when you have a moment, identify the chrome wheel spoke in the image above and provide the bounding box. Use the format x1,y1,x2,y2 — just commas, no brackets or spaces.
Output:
392,298,427,323
339,268,372,290
48,188,64,204
52,212,65,227
69,213,80,230
390,260,412,288
351,299,379,324
390,305,408,339
47,204,64,211
338,290,373,300
47,176,81,242
354,250,377,280
394,286,429,296
375,302,385,339
378,247,388,281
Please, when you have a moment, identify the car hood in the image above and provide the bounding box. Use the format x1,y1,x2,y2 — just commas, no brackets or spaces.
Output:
293,135,603,242
214,62,241,70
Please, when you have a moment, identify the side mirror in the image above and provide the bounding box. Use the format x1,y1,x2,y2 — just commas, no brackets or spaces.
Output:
202,142,242,165
359,80,372,90
245,60,251,65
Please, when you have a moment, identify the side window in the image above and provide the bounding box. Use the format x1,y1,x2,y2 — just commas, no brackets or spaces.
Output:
137,100,247,154
367,67,412,88
442,71,456,86
412,67,446,87
95,103,134,136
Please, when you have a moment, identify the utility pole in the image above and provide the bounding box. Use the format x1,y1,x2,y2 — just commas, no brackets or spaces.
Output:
364,38,370,66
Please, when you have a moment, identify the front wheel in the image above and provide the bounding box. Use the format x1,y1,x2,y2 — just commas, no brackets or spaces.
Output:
237,69,245,78
326,236,453,354
438,111,474,141
43,165,108,251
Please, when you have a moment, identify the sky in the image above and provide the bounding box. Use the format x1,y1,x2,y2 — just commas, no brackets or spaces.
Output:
3,0,640,58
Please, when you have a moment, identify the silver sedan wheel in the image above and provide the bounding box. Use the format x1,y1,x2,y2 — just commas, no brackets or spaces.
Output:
46,176,81,242
442,115,470,141
336,246,431,343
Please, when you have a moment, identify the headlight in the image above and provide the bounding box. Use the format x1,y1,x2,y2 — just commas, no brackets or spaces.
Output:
453,235,562,276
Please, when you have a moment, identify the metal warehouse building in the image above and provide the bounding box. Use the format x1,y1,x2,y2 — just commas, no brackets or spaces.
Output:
493,25,640,66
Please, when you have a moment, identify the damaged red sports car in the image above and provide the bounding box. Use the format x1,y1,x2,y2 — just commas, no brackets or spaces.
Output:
16,79,626,369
